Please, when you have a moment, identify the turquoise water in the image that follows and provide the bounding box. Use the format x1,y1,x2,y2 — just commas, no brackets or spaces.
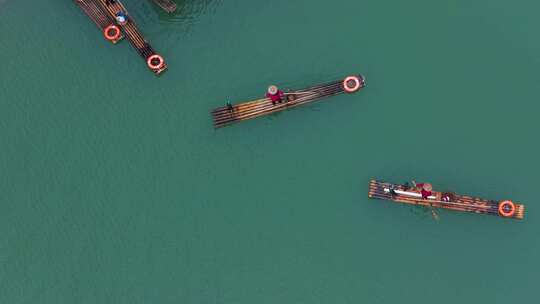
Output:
1,0,539,303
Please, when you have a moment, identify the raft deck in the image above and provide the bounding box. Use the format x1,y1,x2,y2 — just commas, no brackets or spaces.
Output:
151,0,177,13
211,75,366,128
368,180,525,220
95,0,168,75
74,0,124,44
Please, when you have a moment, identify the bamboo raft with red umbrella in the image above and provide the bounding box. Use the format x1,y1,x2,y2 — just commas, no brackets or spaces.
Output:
74,0,124,44
151,0,177,13
95,0,168,75
368,180,525,220
211,75,366,128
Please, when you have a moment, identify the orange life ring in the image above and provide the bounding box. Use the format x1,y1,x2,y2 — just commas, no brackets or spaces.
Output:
103,25,121,41
498,200,516,217
147,54,164,70
343,76,361,93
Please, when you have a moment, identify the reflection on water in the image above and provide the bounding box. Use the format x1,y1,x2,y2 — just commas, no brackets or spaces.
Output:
125,0,221,26
120,0,221,44
157,0,221,24
410,204,439,220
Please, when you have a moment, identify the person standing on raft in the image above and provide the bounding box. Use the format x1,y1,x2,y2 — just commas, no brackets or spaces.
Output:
266,85,284,105
412,181,433,199
226,101,234,112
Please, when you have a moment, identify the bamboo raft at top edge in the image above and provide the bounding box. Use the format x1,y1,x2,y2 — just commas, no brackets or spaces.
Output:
368,179,525,220
211,75,366,128
74,0,124,44
151,0,177,13
94,0,168,75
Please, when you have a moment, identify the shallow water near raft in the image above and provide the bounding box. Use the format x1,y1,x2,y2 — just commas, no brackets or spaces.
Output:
1,0,539,303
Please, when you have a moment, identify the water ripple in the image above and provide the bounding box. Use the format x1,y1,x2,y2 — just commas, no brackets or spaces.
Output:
124,0,221,26
121,0,222,44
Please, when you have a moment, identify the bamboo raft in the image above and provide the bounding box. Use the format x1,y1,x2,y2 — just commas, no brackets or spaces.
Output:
368,180,525,220
151,0,177,13
95,0,168,75
211,75,366,128
74,0,124,44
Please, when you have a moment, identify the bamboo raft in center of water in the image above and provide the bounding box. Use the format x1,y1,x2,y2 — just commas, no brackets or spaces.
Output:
211,74,366,128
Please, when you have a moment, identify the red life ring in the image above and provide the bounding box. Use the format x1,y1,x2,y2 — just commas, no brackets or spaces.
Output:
103,25,121,41
343,76,361,93
498,200,516,217
147,54,164,70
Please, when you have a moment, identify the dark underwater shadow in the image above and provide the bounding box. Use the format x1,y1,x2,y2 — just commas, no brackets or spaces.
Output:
150,0,222,26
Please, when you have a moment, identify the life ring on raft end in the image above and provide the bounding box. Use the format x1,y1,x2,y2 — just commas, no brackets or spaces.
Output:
147,54,165,70
343,76,362,93
498,200,516,217
103,25,121,41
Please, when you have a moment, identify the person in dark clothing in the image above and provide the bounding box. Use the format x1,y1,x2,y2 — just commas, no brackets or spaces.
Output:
226,101,234,112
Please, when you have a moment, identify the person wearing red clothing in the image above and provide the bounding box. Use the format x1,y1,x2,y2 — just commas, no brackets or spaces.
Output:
414,182,433,199
266,85,284,104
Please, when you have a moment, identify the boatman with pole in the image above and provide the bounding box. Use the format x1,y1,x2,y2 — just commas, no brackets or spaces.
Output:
226,100,234,113
266,85,284,105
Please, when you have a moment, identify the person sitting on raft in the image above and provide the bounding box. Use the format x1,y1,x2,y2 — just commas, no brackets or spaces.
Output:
412,181,433,199
266,85,284,105
115,11,128,25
